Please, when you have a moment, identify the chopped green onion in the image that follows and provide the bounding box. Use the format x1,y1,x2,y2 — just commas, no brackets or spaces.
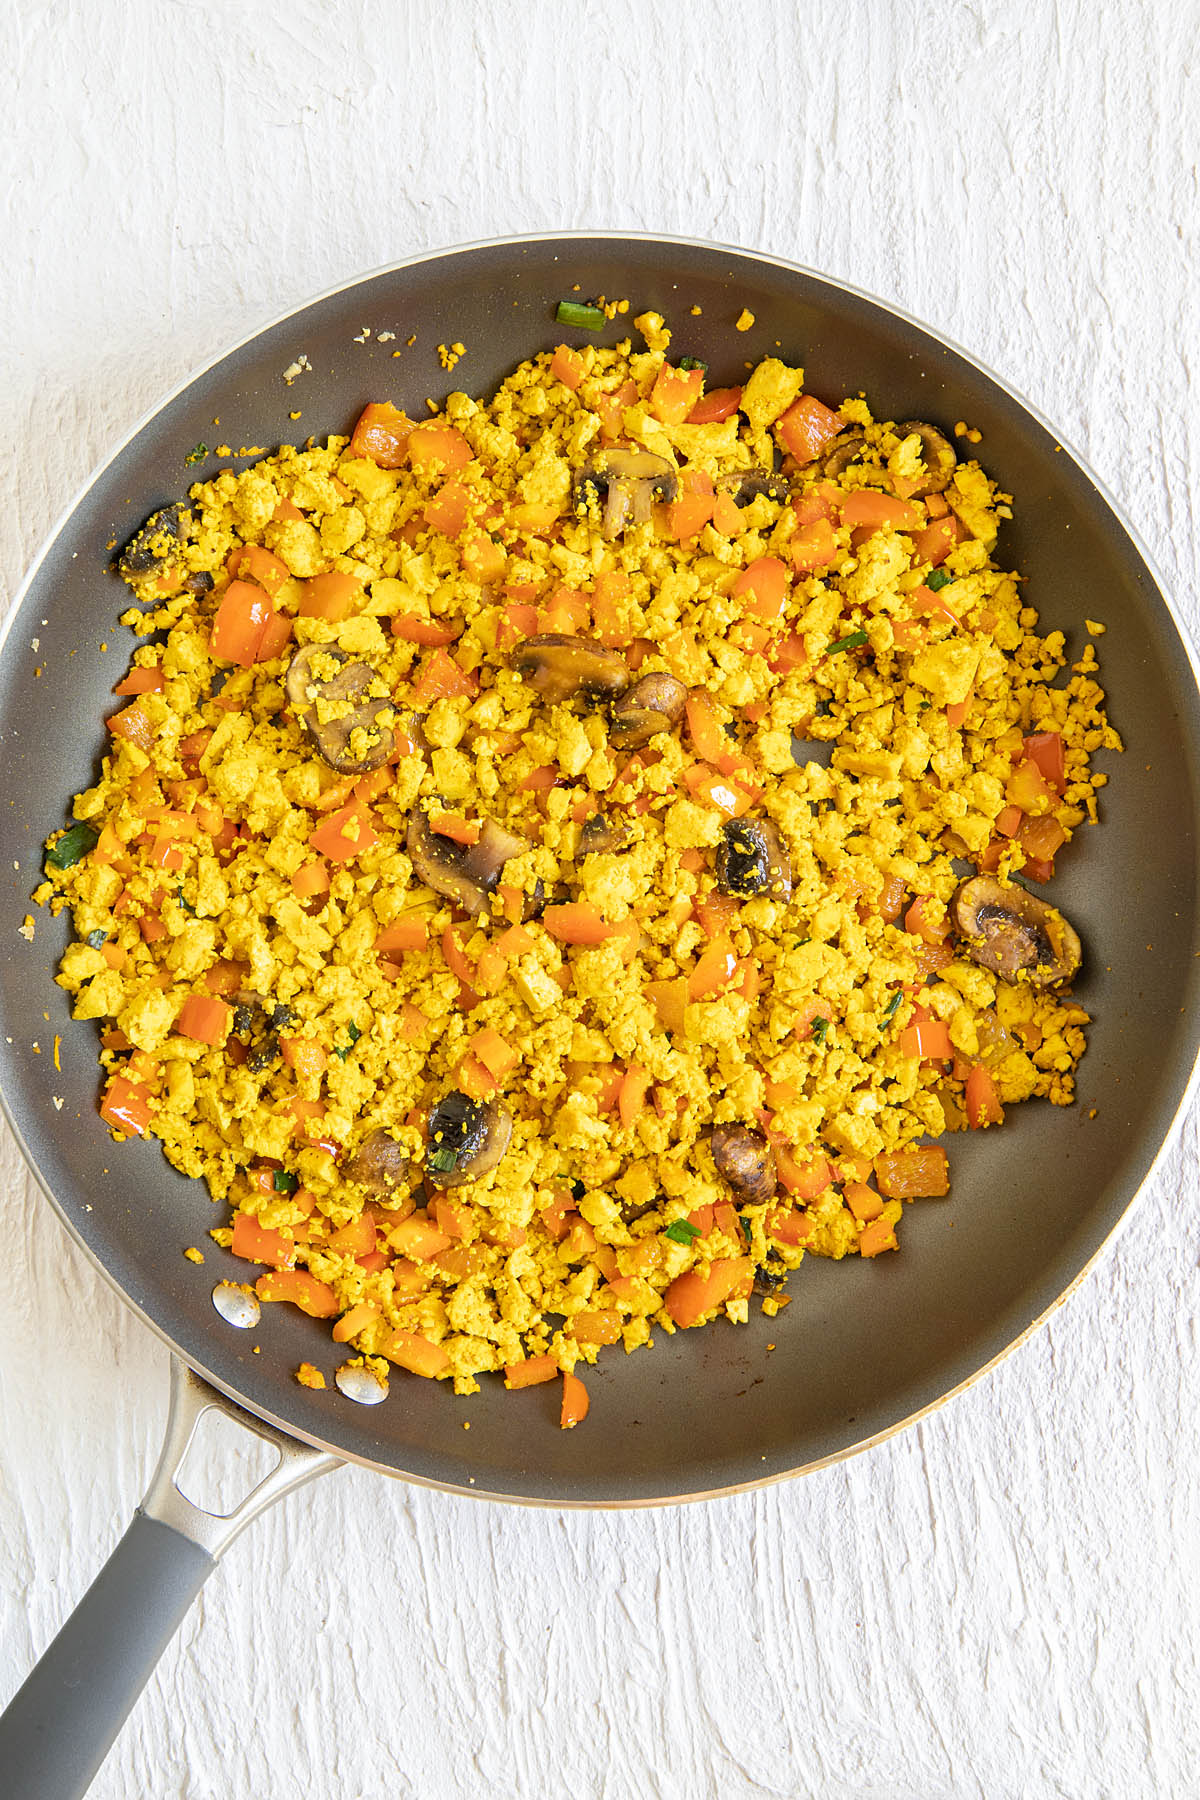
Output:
664,1219,701,1245
828,631,869,655
46,821,99,871
428,1146,458,1174
926,568,955,592
86,929,108,949
812,1017,830,1046
881,990,903,1026
175,885,196,916
184,443,208,466
334,1022,362,1061
555,300,606,331
678,357,708,372
273,1170,299,1194
738,1213,753,1246
570,1178,586,1202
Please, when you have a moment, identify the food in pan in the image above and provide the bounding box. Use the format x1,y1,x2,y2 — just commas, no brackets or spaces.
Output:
40,310,1118,1418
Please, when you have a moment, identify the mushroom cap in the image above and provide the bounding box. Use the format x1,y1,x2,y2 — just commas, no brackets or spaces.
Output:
952,876,1081,987
714,817,792,900
286,643,395,773
406,810,527,916
895,420,957,495
578,813,634,857
820,429,868,478
425,1091,512,1186
717,469,791,508
510,634,631,705
609,671,688,748
343,1128,412,1197
117,503,188,579
711,1124,777,1205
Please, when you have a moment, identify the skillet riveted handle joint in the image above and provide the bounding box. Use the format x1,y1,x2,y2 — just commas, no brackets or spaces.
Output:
0,1358,339,1800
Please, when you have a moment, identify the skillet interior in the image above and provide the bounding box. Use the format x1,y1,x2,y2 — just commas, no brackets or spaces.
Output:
1,235,1197,1505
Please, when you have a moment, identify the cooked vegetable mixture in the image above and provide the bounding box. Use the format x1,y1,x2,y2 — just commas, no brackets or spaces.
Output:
41,311,1119,1421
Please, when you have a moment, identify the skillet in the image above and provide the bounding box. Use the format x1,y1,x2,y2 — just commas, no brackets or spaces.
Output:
1,232,1198,1797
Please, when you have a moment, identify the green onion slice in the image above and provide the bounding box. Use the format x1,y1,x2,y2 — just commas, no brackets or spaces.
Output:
926,568,955,591
663,1219,702,1245
828,631,868,655
46,821,99,871
273,1170,299,1194
556,300,606,331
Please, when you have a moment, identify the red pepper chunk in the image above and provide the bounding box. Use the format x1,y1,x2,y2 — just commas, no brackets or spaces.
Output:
308,801,379,862
99,1075,152,1137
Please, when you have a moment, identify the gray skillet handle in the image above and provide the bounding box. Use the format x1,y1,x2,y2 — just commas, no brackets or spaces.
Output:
0,1359,339,1800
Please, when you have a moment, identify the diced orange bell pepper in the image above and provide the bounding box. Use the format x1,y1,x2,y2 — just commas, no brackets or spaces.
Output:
733,556,790,620
543,902,613,945
1023,730,1067,795
789,518,839,573
469,1028,519,1083
843,1181,884,1223
280,1036,328,1083
462,532,506,584
297,570,363,623
375,916,428,955
664,468,714,540
646,976,688,1035
407,423,472,474
857,1217,898,1258
775,393,844,462
107,701,155,753
873,1145,949,1199
571,1309,622,1346
560,1371,590,1428
840,490,923,532
349,401,414,468
505,1354,560,1389
410,647,477,709
649,364,705,425
687,386,742,424
99,1075,152,1137
688,935,738,1000
232,1212,295,1267
113,665,164,696
965,1064,1005,1128
177,993,232,1046
391,612,460,646
227,544,289,597
256,1269,338,1317
899,1019,953,1062
664,1256,754,1328
549,343,585,389
381,1330,450,1377
308,801,378,862
423,479,471,536
331,1301,382,1344
617,1061,652,1128
210,581,274,666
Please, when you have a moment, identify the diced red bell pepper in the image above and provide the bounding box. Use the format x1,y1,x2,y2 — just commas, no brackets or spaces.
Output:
686,386,742,424
349,401,414,468
776,394,844,462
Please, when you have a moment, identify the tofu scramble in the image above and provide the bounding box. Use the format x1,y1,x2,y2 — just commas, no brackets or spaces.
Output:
41,313,1119,1423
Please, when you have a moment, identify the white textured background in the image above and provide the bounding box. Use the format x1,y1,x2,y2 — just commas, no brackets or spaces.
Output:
2,3,1199,1796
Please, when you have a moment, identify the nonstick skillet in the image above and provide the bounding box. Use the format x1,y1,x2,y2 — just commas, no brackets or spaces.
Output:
1,234,1198,1798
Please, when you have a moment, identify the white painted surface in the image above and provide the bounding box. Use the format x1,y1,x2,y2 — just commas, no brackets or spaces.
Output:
2,2,1198,1795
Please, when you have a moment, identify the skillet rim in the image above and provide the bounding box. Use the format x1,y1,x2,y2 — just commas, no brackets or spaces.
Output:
4,229,1198,1507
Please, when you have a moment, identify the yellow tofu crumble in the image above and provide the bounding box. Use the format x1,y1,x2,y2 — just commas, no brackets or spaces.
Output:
40,312,1118,1418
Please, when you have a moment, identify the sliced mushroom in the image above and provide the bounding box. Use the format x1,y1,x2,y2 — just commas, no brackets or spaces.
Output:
286,644,395,774
717,469,791,508
711,1124,777,1205
820,429,868,478
425,1091,512,1187
895,420,957,496
609,671,688,749
406,810,528,917
578,813,634,857
510,634,631,705
952,876,1081,988
714,818,792,900
343,1129,411,1197
574,448,680,537
117,502,187,580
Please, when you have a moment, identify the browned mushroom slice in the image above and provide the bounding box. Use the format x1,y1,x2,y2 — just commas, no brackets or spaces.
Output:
820,429,868,478
895,420,957,495
343,1129,412,1197
578,813,634,857
716,470,791,508
574,448,679,536
714,818,792,900
510,634,630,705
285,644,395,774
951,876,1081,988
711,1124,777,1205
117,502,188,581
406,810,528,916
609,671,688,749
426,1091,512,1187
